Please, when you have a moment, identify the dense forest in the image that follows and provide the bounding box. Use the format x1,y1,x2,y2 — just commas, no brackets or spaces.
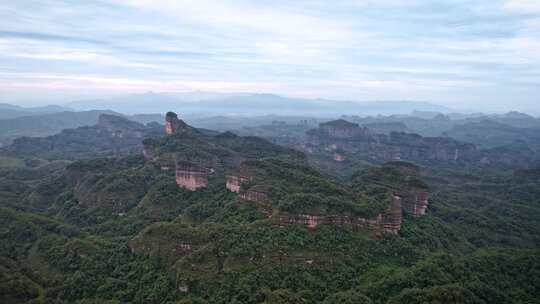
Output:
0,113,539,304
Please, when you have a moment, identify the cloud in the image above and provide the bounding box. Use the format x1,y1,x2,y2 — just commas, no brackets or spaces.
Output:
0,0,539,111
504,0,540,13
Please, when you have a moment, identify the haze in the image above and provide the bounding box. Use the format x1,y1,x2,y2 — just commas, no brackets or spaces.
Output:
1,0,539,114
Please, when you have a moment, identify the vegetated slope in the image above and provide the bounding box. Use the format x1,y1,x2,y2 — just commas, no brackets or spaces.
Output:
444,119,540,149
0,112,538,304
1,114,163,160
0,110,116,146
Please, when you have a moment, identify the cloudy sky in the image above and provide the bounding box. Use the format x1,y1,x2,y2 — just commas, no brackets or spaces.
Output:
0,0,539,112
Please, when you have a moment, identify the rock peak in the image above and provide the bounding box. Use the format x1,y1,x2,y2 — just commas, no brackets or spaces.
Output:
165,111,187,135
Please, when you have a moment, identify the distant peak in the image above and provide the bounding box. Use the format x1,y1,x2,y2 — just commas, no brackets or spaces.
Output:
320,119,359,128
504,111,533,119
97,114,143,130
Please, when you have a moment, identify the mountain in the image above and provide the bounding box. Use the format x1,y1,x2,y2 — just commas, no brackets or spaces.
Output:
0,103,72,119
0,110,118,147
1,111,539,303
0,110,167,148
67,91,249,114
444,119,540,149
2,114,163,160
67,92,453,116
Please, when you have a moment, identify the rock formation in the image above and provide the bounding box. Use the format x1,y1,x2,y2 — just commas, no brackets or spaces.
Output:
142,145,156,162
333,152,345,162
239,185,269,203
382,195,402,233
226,175,248,193
319,119,369,139
399,189,429,216
226,166,253,193
165,111,187,135
176,162,210,191
277,194,403,237
306,119,479,164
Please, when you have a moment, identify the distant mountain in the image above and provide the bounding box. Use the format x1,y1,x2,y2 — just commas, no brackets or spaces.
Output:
0,110,117,147
0,110,168,147
67,91,248,114
0,103,72,119
444,119,540,149
3,114,163,160
67,92,453,116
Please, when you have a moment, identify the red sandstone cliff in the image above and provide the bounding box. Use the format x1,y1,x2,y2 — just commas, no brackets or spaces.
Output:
399,188,429,216
175,163,211,191
276,195,403,237
226,165,254,193
165,111,188,135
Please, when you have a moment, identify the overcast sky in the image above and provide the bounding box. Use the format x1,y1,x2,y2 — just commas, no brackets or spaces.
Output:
0,0,539,112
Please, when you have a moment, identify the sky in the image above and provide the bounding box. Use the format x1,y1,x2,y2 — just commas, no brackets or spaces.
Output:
0,0,539,112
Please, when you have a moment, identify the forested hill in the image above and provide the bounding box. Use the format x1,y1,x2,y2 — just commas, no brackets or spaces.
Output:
0,112,539,304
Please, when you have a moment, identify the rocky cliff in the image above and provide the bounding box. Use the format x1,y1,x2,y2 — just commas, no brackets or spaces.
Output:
277,194,402,237
165,111,187,135
176,162,211,191
306,118,537,167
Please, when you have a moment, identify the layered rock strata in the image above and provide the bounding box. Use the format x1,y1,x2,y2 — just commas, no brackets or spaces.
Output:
176,163,210,191
278,195,402,236
165,111,187,135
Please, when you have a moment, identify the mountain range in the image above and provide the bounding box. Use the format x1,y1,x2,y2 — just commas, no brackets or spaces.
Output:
67,92,454,116
0,103,72,119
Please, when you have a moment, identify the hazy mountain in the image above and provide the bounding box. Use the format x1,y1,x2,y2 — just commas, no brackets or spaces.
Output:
0,110,119,146
67,92,453,116
444,119,540,148
0,103,72,119
3,114,163,160
67,91,248,114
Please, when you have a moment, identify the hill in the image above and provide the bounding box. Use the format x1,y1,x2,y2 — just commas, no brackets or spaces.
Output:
0,103,72,119
0,111,538,303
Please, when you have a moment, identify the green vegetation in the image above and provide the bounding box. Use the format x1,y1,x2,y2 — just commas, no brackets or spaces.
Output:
0,116,539,303
0,156,25,168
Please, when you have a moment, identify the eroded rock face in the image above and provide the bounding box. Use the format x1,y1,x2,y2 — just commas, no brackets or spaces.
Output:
226,175,250,193
400,189,429,216
226,166,253,193
306,120,481,164
165,112,187,135
142,144,156,162
176,164,209,191
382,195,402,234
278,195,403,237
239,186,269,203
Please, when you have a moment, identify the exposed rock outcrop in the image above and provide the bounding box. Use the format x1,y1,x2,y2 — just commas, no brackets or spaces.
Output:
333,152,345,162
239,185,269,203
399,189,429,217
306,119,479,164
226,165,253,193
226,175,249,193
142,144,156,162
382,195,402,233
176,162,211,191
165,111,187,135
277,194,402,237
